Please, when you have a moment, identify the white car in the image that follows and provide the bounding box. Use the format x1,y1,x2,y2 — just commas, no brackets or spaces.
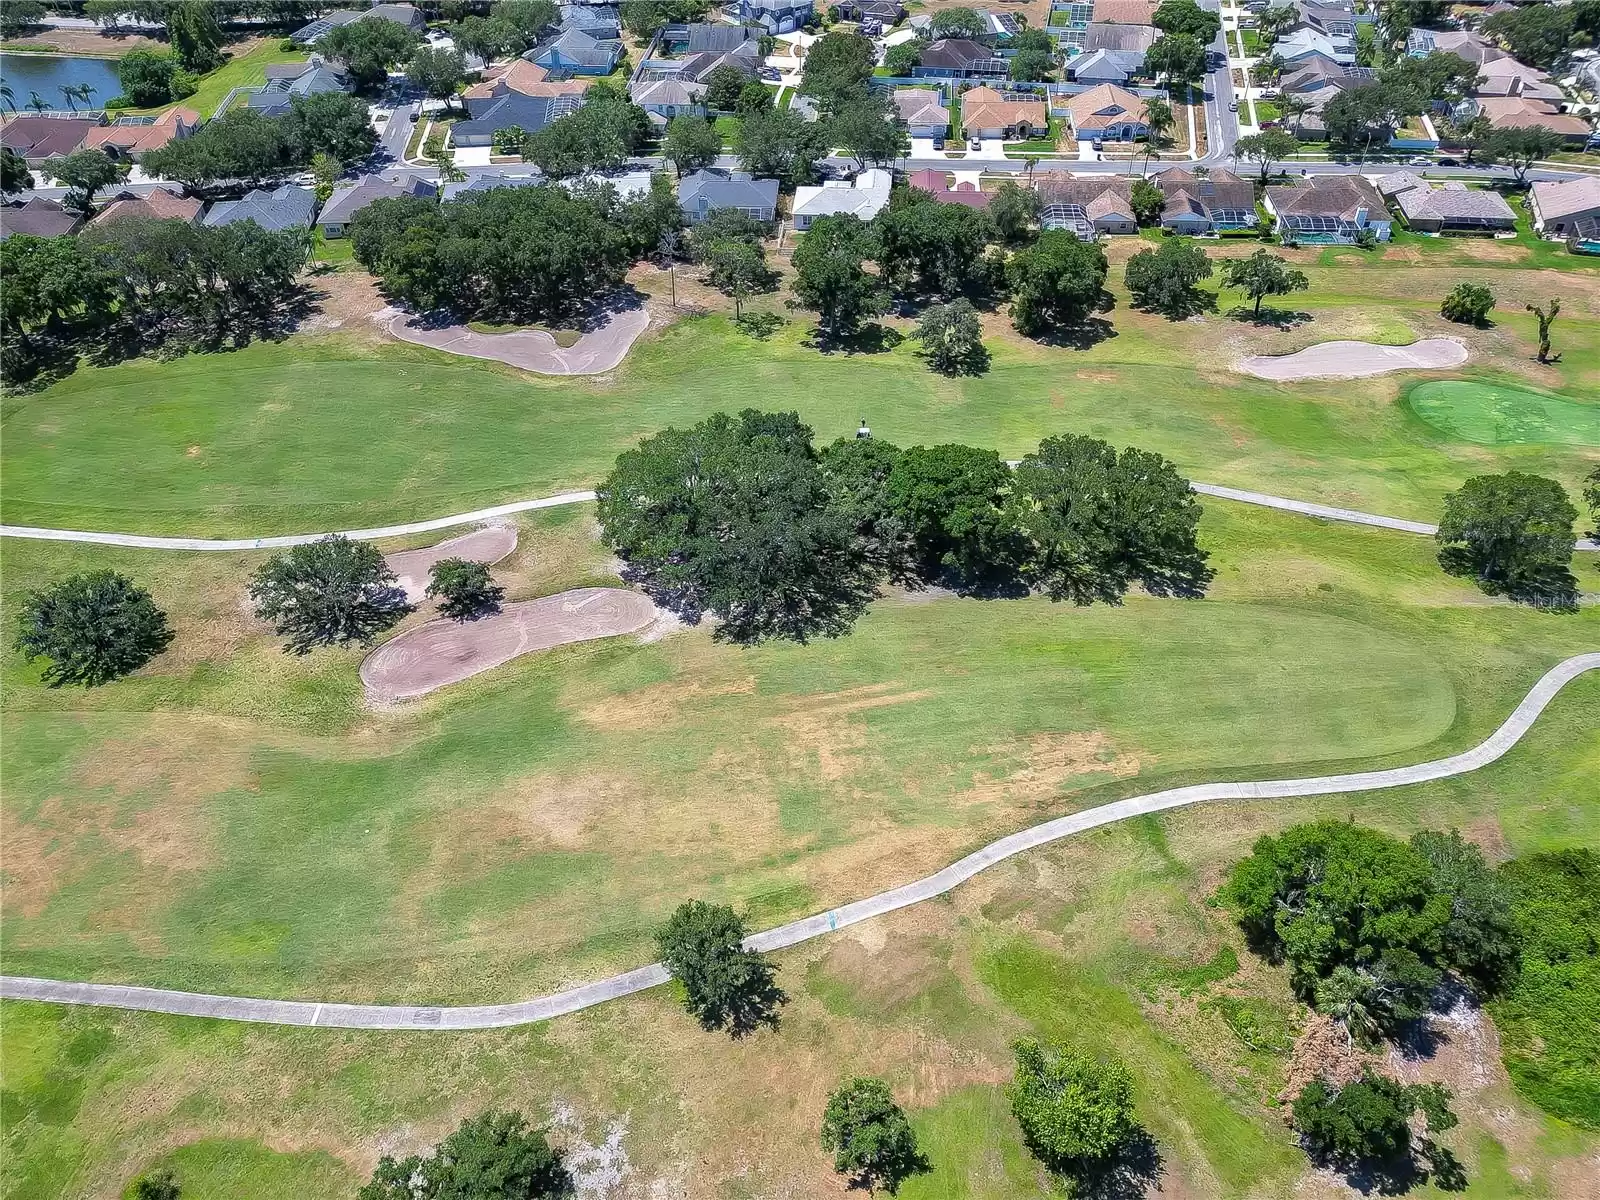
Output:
1228,100,1239,112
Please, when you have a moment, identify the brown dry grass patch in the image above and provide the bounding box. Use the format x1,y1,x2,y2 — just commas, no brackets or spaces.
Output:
959,731,1140,806
576,675,758,733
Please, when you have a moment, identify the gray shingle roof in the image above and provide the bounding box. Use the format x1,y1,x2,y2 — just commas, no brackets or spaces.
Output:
678,168,778,213
319,174,437,227
1392,182,1515,224
1081,22,1157,53
202,185,317,232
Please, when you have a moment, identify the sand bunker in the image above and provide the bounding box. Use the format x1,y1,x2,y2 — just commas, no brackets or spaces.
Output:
385,306,649,375
361,587,659,702
385,525,518,603
1239,338,1468,381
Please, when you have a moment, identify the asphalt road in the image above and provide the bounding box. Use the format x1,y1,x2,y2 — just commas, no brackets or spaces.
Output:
4,650,1595,1029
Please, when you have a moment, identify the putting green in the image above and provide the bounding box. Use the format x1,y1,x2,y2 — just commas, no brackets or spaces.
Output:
1407,380,1600,447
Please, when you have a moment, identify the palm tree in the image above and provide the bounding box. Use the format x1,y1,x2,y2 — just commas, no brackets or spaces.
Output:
28,91,49,114
1144,96,1175,168
59,85,78,112
1,82,17,114
1278,93,1312,138
1022,153,1040,182
77,84,98,110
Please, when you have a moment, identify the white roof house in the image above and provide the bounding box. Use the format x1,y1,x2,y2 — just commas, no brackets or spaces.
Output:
792,168,893,230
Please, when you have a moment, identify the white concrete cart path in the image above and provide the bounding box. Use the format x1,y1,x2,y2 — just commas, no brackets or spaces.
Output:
4,652,1597,1030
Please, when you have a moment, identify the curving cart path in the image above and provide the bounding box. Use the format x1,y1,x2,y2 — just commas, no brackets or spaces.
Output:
3,485,1596,553
5,652,1597,1030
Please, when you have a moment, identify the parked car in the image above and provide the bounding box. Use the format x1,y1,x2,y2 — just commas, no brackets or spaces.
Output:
1228,100,1239,112
1409,155,1431,165
932,136,944,150
758,66,781,81
969,136,981,150
1437,156,1461,166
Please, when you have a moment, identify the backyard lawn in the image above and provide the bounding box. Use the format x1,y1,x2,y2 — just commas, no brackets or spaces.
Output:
133,38,307,118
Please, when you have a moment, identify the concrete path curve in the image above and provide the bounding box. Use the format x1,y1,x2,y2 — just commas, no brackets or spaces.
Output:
5,484,1595,552
5,652,1596,1030
385,307,649,376
1239,338,1469,382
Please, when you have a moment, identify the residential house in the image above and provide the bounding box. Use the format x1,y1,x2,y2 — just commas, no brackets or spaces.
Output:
1070,48,1146,84
560,3,620,39
972,7,1024,44
732,0,814,35
317,174,437,237
525,27,624,77
0,115,102,165
1295,1,1357,39
1091,0,1157,24
838,1,904,25
202,185,317,233
909,168,990,209
792,168,893,229
86,186,203,228
1153,166,1256,233
1064,83,1148,142
1275,27,1355,67
631,77,707,120
1264,174,1391,242
1472,57,1564,103
678,168,779,223
453,92,583,146
674,48,761,86
960,86,1047,140
913,38,1006,79
290,2,425,45
0,197,82,240
1280,54,1361,98
1036,173,1136,236
684,23,763,55
1081,22,1157,54
1529,176,1600,238
1424,30,1506,68
1475,96,1593,143
442,173,543,201
1377,172,1515,234
463,59,592,102
247,58,354,116
562,169,655,201
893,88,951,139
82,107,200,161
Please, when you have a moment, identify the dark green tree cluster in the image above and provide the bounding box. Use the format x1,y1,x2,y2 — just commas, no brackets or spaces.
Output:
598,412,1211,641
1007,232,1109,340
1008,1040,1158,1194
1124,236,1213,319
1221,822,1522,1043
349,184,635,325
40,148,126,218
1220,248,1308,318
1009,28,1059,82
359,1110,570,1200
450,0,560,62
913,299,988,376
819,1077,928,1194
13,571,174,688
1439,282,1494,327
1152,0,1221,43
321,15,421,89
141,94,379,192
800,30,876,112
663,113,722,176
521,83,649,178
733,104,830,187
1483,3,1576,69
116,48,198,108
656,900,787,1036
427,558,505,622
790,213,888,341
874,188,999,299
1435,471,1579,610
249,535,411,654
620,0,710,37
1293,1073,1462,1192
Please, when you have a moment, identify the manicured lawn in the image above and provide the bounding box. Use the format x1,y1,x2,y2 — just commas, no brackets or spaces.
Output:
134,39,307,118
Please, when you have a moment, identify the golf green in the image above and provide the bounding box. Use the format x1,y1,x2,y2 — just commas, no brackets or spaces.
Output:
1407,379,1600,447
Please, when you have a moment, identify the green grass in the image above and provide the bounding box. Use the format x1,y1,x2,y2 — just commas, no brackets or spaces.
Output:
135,40,307,119
1407,380,1600,447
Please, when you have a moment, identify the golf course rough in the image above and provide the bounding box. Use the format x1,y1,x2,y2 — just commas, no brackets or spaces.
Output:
1406,380,1600,447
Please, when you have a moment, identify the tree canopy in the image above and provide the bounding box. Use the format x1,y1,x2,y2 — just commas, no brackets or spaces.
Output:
1008,1040,1139,1176
790,213,887,341
142,95,376,191
1439,282,1494,327
1006,231,1108,339
1123,235,1213,319
1234,129,1299,183
663,114,722,176
655,900,786,1036
1219,248,1308,318
359,1110,570,1200
1293,1073,1460,1190
427,558,505,622
930,7,985,39
522,84,648,178
1483,3,1575,69
406,44,468,109
41,148,125,217
13,571,173,688
873,190,996,298
322,16,420,89
249,535,411,654
885,443,1024,591
830,92,907,169
1435,471,1578,610
1153,0,1221,43
801,30,876,111
1480,125,1567,184
703,62,748,111
1009,28,1058,82
116,48,193,107
820,1078,927,1194
913,298,988,376
734,105,828,187
1144,32,1208,83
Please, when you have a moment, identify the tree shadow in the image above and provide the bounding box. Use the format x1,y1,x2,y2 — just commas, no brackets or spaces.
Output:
1025,315,1117,350
711,968,788,1040
1437,548,1579,613
1132,289,1219,322
805,322,905,355
918,340,991,377
1226,303,1312,330
1058,1128,1165,1200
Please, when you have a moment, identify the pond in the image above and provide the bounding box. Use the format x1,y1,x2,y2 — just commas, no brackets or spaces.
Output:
0,52,124,111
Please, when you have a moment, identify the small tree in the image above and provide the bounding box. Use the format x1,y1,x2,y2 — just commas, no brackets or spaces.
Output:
359,1110,570,1200
40,148,125,217
1219,248,1308,319
884,40,922,76
663,114,721,176
1440,282,1494,327
1129,176,1165,226
1008,1040,1138,1175
1482,125,1565,185
406,45,468,113
914,299,987,376
310,151,343,204
1144,33,1207,85
1525,297,1559,363
790,213,886,341
1125,236,1212,319
1293,1073,1459,1187
656,900,787,1036
820,1078,927,1194
426,558,505,621
1007,231,1108,339
0,146,33,197
987,180,1040,243
703,63,748,111
249,535,412,654
1235,129,1299,184
14,571,173,688
1435,472,1578,609
131,1171,181,1200
930,6,986,39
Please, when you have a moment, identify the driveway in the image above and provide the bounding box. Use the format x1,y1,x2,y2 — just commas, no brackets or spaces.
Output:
385,305,650,375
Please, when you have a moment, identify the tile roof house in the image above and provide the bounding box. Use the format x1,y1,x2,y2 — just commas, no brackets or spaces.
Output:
792,168,893,229
1425,30,1506,68
202,185,317,232
1475,96,1593,142
463,60,593,101
1064,83,1148,141
247,59,354,116
1379,175,1515,234
525,27,624,77
678,168,779,223
1153,167,1256,232
1091,0,1157,24
1472,56,1562,101
1265,174,1390,243
83,107,201,160
0,197,83,240
1070,47,1146,84
86,186,203,228
318,174,437,237
893,88,951,139
914,38,1005,78
1082,22,1158,54
630,77,707,118
453,91,582,146
1529,176,1600,238
960,86,1047,140
0,115,102,164
908,168,990,209
1037,173,1135,237
732,0,814,35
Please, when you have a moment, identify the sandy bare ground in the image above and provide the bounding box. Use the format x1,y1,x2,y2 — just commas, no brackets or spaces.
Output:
360,587,658,702
1238,337,1469,381
385,525,517,604
384,306,650,375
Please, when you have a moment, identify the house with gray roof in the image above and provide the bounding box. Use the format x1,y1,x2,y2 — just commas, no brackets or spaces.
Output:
291,2,424,45
0,197,82,240
247,57,353,116
913,38,1006,78
1276,27,1354,67
1081,22,1157,54
1379,174,1515,234
202,185,317,233
526,27,624,76
318,174,437,237
631,77,707,119
1529,175,1600,239
732,0,814,35
1070,47,1145,84
684,23,762,55
560,3,620,38
893,87,950,139
453,92,581,147
1265,174,1390,243
1154,167,1256,233
792,169,893,230
678,168,778,223
676,48,761,85
1037,173,1135,237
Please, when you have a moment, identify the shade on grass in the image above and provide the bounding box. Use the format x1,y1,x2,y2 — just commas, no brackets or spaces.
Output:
1407,380,1600,448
